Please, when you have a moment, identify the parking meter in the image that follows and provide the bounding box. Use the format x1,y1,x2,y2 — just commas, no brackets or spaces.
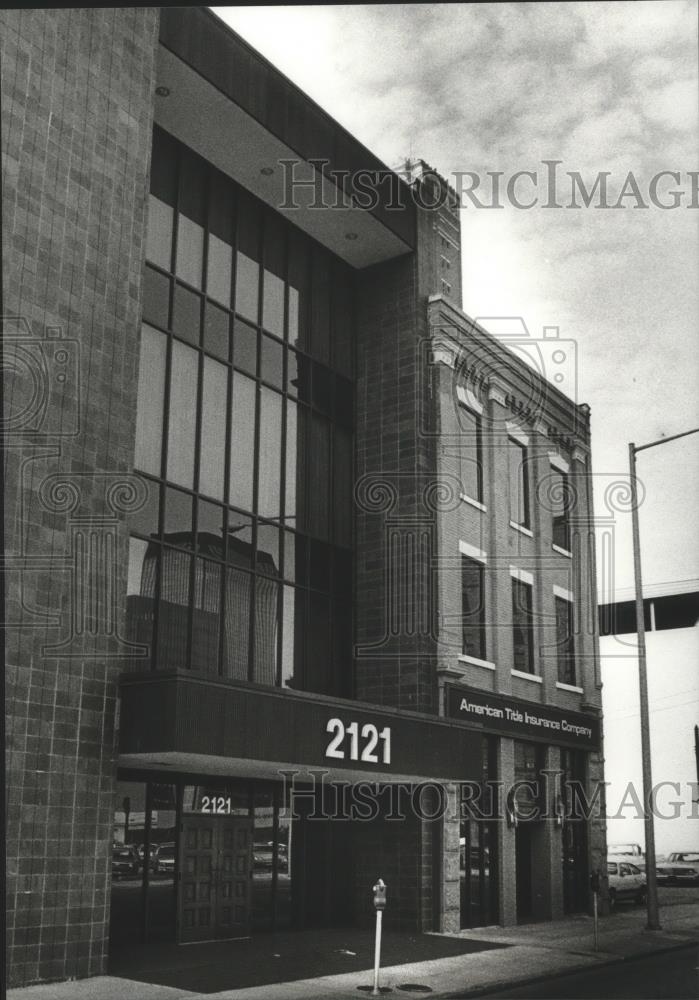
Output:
590,870,600,893
373,878,387,910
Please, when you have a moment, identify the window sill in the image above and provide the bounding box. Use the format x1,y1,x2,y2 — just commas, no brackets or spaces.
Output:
460,493,486,513
552,544,573,558
511,669,543,684
509,521,533,538
556,681,583,693
458,653,496,671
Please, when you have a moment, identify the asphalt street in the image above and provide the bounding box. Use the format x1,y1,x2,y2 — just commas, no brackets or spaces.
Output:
456,944,699,999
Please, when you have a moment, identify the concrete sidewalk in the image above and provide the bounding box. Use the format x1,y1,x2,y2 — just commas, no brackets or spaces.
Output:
9,901,699,1000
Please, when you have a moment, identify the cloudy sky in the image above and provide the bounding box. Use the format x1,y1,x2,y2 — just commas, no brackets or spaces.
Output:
216,2,699,595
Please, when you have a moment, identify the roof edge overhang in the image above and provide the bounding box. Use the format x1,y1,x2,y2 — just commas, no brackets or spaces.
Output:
155,7,415,269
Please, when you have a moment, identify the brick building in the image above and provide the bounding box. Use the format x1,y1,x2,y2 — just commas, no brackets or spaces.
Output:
3,7,606,987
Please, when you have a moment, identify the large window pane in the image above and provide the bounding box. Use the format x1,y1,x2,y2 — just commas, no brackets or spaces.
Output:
258,388,282,519
284,400,298,527
512,578,534,673
262,269,285,338
229,373,256,513
207,233,232,306
135,324,167,477
166,340,198,489
146,195,173,271
462,556,486,660
175,214,204,289
235,252,259,323
199,357,228,501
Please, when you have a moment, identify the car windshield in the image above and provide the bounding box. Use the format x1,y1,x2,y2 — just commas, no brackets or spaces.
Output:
628,863,641,874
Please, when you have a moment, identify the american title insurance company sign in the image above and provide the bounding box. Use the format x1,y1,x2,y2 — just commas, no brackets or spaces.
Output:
446,685,601,750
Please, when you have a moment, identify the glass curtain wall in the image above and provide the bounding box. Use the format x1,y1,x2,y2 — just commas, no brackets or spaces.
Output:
128,127,354,697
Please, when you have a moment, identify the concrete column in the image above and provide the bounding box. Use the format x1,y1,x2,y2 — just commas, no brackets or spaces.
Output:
497,737,517,925
441,783,462,933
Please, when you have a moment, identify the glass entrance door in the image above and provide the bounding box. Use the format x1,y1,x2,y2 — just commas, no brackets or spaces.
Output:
179,815,252,943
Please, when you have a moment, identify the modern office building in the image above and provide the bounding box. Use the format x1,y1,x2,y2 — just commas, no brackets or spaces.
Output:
4,7,606,987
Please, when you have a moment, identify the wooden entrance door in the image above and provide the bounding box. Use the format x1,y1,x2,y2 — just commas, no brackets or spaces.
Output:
179,816,251,943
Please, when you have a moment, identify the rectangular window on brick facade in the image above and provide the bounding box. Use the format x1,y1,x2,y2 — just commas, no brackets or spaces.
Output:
135,324,166,477
459,405,483,504
555,595,575,685
512,577,535,673
508,439,530,528
551,468,571,551
462,556,486,660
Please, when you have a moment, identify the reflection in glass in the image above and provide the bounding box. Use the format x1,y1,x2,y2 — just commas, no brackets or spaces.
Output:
191,558,221,673
158,547,191,669
288,286,299,346
175,214,204,289
110,780,146,945
257,388,282,519
229,373,256,513
197,501,225,555
147,783,177,941
222,566,252,681
284,399,298,526
257,522,279,577
135,325,166,477
207,233,232,306
262,269,285,338
128,479,159,539
163,487,193,539
281,585,295,688
252,788,274,930
253,576,279,686
146,195,173,271
166,340,198,489
126,537,156,668
235,252,259,323
199,357,227,501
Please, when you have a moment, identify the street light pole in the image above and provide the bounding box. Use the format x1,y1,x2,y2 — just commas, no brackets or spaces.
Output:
628,442,660,930
627,426,699,932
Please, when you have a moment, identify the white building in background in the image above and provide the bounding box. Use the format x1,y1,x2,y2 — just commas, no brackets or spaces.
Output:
599,579,699,856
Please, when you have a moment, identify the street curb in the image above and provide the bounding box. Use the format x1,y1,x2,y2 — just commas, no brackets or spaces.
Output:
437,937,699,999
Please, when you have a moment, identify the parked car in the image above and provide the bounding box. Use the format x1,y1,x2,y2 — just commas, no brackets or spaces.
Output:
656,852,699,886
156,842,176,874
111,844,140,879
607,856,646,908
136,843,159,871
